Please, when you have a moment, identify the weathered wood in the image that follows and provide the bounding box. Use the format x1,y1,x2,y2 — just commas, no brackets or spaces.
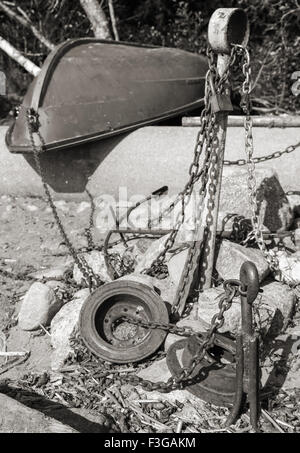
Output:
0,393,77,433
182,115,300,128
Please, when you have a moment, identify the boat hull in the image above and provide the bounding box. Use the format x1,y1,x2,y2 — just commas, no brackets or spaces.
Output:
6,39,208,153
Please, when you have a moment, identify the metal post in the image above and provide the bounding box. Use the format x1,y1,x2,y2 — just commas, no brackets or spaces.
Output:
239,261,260,431
200,8,249,289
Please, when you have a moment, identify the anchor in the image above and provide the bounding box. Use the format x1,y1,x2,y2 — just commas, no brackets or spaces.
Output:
78,7,262,430
167,261,261,430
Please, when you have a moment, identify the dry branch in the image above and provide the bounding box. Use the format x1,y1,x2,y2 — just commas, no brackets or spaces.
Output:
0,1,55,51
0,35,41,76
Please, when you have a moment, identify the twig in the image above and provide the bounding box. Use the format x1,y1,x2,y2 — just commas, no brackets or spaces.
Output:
0,351,30,376
0,351,28,357
261,409,285,433
275,419,294,430
39,324,51,337
175,420,183,433
128,402,171,431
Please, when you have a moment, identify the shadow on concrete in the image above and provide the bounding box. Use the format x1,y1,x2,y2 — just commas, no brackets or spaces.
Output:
23,134,128,193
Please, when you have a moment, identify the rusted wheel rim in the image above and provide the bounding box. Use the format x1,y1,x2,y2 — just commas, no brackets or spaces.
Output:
79,280,169,363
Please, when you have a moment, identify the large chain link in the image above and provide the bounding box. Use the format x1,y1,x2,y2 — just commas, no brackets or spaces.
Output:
26,109,103,290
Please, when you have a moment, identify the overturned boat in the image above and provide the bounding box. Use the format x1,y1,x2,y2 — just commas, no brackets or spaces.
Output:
6,38,208,153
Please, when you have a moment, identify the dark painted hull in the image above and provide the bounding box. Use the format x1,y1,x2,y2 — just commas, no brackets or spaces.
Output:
6,38,208,153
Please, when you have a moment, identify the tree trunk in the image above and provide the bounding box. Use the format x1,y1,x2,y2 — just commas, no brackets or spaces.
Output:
0,1,55,51
80,0,112,39
0,36,41,77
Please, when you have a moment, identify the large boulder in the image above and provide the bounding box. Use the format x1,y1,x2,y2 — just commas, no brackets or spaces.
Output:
197,281,296,336
50,289,90,371
220,167,294,232
118,273,177,307
274,250,300,285
215,240,270,282
18,282,62,331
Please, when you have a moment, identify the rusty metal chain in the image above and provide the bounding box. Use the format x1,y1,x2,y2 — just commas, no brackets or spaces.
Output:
84,188,96,250
233,46,281,274
144,46,236,278
224,141,300,166
118,279,238,392
26,109,103,290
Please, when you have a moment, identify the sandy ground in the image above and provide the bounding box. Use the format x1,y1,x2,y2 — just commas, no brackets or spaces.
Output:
1,193,300,433
0,194,105,376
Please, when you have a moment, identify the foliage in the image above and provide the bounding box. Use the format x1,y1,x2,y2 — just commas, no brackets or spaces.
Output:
0,0,299,112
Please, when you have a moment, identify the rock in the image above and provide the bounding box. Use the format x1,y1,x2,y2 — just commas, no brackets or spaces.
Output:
76,201,91,214
29,264,73,281
73,250,112,286
220,168,294,232
167,248,189,286
292,217,300,230
134,234,170,273
164,317,210,351
216,240,270,282
257,282,297,336
0,394,77,433
287,193,300,218
40,237,65,253
118,273,177,306
197,281,296,336
26,204,39,212
53,200,69,213
274,250,300,284
281,235,296,252
94,196,117,233
18,282,62,331
44,281,67,291
130,237,154,260
50,289,90,371
295,229,300,250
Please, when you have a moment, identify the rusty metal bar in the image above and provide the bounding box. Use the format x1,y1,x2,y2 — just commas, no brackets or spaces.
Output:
182,115,300,128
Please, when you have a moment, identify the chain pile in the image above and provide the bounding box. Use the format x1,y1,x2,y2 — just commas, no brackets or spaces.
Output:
24,41,299,395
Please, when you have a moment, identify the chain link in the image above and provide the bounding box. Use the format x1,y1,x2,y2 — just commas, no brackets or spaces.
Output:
84,188,96,250
233,47,281,274
224,141,300,166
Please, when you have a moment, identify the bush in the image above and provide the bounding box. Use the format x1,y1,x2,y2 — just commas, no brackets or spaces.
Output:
0,0,299,113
